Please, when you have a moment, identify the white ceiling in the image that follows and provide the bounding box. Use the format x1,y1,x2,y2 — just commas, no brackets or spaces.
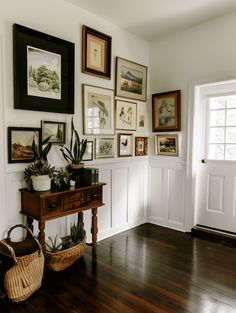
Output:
66,0,236,40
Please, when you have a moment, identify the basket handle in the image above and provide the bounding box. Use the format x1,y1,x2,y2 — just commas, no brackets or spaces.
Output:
0,240,18,264
6,224,42,256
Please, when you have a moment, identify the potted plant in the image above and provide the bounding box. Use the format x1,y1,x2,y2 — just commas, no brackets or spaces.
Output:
52,168,71,191
24,136,55,191
60,117,87,184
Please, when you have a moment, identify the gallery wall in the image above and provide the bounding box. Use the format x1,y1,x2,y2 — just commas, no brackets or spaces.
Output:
0,0,149,241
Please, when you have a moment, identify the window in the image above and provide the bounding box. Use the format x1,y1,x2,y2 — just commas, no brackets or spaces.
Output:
207,94,236,160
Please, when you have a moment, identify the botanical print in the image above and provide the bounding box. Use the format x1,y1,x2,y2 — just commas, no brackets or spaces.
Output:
116,100,136,130
120,65,143,95
158,97,176,127
11,130,39,161
96,139,114,158
27,46,61,100
137,109,146,131
87,34,105,72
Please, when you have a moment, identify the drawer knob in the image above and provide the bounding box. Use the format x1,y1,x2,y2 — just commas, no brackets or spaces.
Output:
47,204,56,212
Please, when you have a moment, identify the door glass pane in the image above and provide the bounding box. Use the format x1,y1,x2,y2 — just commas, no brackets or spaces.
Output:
227,95,236,108
208,144,224,159
209,110,225,126
226,145,236,160
226,109,236,126
209,97,225,110
226,127,236,143
209,127,224,143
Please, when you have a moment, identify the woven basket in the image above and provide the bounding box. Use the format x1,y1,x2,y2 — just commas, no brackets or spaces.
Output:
46,235,86,272
0,224,44,303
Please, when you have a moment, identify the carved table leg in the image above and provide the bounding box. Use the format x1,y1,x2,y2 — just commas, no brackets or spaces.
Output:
78,211,84,226
91,208,98,248
38,221,46,253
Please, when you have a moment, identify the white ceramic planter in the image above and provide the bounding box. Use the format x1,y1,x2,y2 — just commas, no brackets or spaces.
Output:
31,175,51,191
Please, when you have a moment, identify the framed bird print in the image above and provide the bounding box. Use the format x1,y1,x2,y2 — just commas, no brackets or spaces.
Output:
118,133,133,157
116,100,137,131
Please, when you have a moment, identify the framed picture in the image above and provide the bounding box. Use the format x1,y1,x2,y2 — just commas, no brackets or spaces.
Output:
118,134,133,157
115,57,147,102
41,120,66,144
136,108,147,132
13,23,74,114
82,140,93,161
116,100,137,131
83,84,115,135
152,90,181,131
82,25,112,79
8,127,41,163
95,138,115,159
155,135,179,156
135,137,148,156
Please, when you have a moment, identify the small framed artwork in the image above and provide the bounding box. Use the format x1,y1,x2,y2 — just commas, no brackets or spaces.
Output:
8,127,41,163
136,108,147,132
116,100,137,131
41,121,66,144
115,57,147,102
95,138,115,159
82,25,112,79
155,135,179,156
135,137,148,156
13,23,74,114
82,140,93,161
152,90,181,132
83,84,115,135
118,134,133,157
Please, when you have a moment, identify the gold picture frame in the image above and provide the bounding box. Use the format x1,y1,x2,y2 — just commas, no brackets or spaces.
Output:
155,135,179,156
135,136,148,156
82,25,112,79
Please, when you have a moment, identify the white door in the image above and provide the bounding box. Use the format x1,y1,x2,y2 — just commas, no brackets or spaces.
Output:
195,82,236,233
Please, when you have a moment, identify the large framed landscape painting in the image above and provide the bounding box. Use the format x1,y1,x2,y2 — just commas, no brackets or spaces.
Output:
8,127,41,163
115,57,147,102
13,24,74,113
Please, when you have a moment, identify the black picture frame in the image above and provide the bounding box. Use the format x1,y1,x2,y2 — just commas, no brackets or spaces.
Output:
13,23,74,114
82,140,93,161
8,127,41,163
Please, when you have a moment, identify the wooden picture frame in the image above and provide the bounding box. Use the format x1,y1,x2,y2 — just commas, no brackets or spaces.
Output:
13,23,74,114
8,127,41,163
155,135,179,156
95,138,115,159
116,100,137,131
82,25,112,79
83,84,115,135
41,120,66,144
82,140,93,161
152,90,181,131
118,133,133,157
135,136,148,156
115,57,147,102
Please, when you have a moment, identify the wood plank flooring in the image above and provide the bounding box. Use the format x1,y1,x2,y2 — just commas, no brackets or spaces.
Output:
1,223,236,313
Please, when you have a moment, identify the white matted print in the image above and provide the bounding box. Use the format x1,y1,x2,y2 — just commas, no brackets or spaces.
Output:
136,109,147,131
83,84,114,135
118,133,133,157
116,100,136,131
95,138,115,159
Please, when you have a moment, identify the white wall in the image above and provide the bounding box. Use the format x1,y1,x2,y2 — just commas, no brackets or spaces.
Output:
0,0,149,241
149,11,236,231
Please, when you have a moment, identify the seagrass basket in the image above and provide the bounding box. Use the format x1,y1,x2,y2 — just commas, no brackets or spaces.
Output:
0,224,44,302
45,235,86,272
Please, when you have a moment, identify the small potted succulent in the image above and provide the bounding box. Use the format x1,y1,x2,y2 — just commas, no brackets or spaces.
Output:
24,136,55,191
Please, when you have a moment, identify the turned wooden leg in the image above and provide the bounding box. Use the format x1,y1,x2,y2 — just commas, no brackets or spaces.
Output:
91,208,98,248
78,211,84,226
38,221,46,253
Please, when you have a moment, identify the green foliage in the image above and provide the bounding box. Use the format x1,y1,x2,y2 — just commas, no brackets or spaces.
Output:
60,117,87,165
70,221,85,244
28,64,60,92
45,235,62,252
52,168,70,190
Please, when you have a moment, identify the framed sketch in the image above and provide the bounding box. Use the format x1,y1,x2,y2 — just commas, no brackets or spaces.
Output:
82,140,93,161
118,134,133,157
152,90,181,131
8,127,41,163
41,120,66,144
136,108,147,132
116,100,137,131
135,137,148,156
95,138,115,159
155,135,178,156
13,23,74,114
83,84,115,135
82,25,112,79
115,57,147,102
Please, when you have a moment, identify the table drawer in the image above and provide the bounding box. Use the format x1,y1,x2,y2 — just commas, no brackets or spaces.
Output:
42,196,62,217
63,191,85,211
86,187,102,206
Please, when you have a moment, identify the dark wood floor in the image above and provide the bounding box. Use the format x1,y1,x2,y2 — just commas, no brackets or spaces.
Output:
1,223,236,313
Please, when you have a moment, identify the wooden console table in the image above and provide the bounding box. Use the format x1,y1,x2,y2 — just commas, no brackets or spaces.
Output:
20,183,105,252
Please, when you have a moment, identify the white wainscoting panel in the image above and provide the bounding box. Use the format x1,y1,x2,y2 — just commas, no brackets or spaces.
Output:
207,175,224,213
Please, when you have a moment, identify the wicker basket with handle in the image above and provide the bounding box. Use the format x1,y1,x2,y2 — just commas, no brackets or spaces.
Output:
0,224,44,302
